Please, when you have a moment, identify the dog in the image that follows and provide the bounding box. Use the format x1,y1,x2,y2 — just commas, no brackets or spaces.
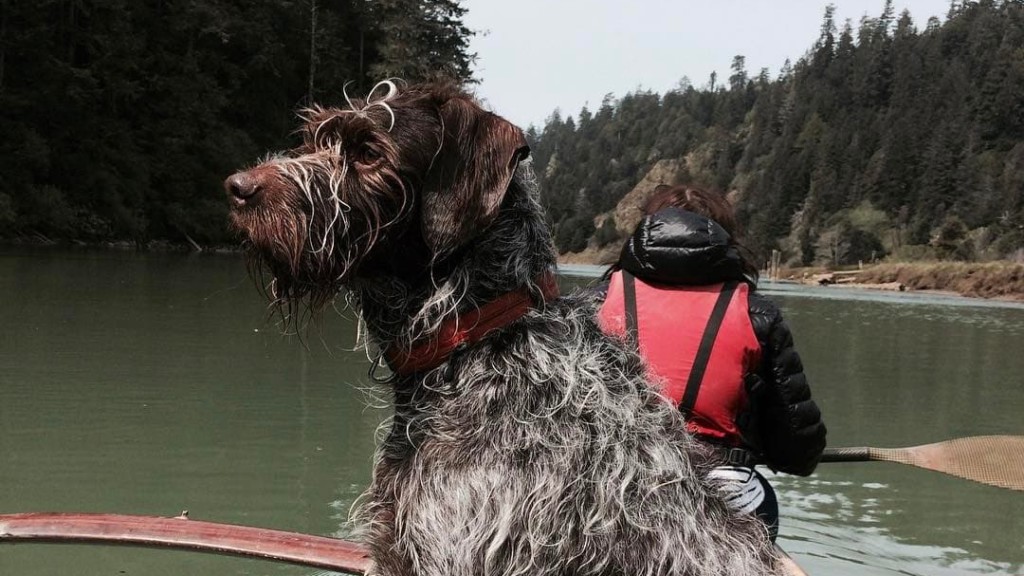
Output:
224,80,780,576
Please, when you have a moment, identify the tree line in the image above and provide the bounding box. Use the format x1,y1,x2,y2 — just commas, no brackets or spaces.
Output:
3,1,1023,266
532,0,1024,266
0,0,474,246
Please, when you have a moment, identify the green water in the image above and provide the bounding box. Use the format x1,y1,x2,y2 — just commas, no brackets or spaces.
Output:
2,249,1023,576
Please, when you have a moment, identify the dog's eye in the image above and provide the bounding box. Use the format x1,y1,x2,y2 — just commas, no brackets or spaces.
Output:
354,146,381,166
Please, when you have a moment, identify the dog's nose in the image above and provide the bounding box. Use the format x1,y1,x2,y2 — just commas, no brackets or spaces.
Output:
224,172,261,204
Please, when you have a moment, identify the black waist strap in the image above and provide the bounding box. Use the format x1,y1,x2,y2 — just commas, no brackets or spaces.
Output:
709,443,760,468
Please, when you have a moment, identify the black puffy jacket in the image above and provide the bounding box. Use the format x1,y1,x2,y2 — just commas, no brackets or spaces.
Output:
607,207,826,476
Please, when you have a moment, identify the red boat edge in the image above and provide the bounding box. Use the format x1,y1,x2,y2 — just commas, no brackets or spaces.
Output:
1,512,809,575
0,512,371,575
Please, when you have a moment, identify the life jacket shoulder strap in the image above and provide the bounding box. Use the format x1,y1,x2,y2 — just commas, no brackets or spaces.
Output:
679,280,740,417
622,270,639,347
618,274,741,416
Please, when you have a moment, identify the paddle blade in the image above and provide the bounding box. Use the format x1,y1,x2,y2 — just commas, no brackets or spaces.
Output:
873,435,1024,491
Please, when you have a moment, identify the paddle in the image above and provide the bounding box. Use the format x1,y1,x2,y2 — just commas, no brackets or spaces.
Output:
0,512,371,575
820,435,1024,491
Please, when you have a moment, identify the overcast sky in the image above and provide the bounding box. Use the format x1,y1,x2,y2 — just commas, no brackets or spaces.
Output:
462,0,950,129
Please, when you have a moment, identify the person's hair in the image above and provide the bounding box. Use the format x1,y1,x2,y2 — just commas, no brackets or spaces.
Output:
643,185,740,235
642,184,759,284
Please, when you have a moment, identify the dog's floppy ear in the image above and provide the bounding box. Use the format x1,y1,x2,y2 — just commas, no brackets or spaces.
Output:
420,97,529,257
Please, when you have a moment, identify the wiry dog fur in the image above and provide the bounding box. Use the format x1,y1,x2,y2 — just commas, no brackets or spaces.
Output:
225,81,781,576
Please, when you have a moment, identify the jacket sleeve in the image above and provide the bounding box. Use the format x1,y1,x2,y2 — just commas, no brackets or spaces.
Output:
748,293,827,476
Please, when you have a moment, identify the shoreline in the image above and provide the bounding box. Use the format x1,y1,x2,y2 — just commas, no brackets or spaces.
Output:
7,239,1024,303
774,261,1024,302
558,258,1024,303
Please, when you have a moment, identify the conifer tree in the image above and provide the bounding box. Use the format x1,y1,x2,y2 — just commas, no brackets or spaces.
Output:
531,0,1024,262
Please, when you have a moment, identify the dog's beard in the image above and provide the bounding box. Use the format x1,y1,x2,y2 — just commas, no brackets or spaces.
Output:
232,153,411,319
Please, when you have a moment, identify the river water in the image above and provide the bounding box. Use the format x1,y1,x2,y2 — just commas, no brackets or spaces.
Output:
2,249,1022,576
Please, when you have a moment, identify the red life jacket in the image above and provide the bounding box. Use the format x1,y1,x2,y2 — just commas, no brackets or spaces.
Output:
597,270,761,445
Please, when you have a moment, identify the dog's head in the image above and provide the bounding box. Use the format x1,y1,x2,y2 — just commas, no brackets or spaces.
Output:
224,81,529,309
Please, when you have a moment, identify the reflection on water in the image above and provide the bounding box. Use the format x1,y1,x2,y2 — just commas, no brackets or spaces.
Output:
1,249,1023,575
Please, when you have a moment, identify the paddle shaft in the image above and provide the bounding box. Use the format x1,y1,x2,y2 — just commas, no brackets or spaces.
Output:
820,446,894,462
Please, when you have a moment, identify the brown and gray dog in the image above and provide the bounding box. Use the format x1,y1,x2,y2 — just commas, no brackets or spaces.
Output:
225,81,781,576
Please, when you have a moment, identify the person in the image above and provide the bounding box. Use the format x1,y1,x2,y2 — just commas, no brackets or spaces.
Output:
596,184,826,541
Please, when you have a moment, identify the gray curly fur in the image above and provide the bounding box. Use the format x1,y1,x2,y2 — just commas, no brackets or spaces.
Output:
351,169,780,576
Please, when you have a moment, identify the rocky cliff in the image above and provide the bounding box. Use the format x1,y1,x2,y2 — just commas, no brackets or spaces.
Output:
558,158,687,265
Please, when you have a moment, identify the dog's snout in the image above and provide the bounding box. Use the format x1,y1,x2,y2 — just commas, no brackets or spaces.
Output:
224,172,261,204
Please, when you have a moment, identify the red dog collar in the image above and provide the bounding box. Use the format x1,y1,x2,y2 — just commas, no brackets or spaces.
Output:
385,271,560,376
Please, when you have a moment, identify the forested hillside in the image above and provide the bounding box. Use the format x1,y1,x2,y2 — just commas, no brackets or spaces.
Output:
4,0,1023,264
533,0,1024,266
0,0,474,246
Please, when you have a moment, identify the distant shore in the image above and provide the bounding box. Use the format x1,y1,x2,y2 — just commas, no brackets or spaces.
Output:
776,261,1024,302
7,239,1024,302
557,252,1024,302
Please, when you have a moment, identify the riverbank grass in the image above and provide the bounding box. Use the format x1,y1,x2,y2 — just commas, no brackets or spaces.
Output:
846,261,1024,300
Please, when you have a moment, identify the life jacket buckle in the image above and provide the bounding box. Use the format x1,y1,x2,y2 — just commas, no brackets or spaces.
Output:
725,447,757,467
